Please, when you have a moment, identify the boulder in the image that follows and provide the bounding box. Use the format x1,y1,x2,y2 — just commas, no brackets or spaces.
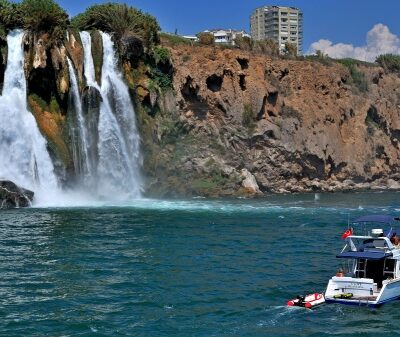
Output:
241,169,262,195
0,181,34,209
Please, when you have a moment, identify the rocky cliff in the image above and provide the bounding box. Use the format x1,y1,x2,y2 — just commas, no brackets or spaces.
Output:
130,44,400,197
2,31,400,198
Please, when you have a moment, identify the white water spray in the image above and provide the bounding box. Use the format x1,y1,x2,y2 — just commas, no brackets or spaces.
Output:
0,30,58,202
67,57,91,181
79,31,142,199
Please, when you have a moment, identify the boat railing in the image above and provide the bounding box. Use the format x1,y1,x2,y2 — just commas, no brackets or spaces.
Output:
344,236,395,252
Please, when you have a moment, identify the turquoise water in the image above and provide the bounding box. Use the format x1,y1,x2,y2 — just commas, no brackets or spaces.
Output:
1,192,400,336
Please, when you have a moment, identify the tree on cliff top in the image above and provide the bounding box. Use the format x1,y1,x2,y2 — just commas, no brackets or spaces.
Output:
0,0,23,38
197,32,214,45
21,0,68,31
0,0,68,43
252,39,279,57
71,3,160,47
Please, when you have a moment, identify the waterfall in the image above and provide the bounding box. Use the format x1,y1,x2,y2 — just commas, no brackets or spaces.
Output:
67,57,91,183
80,31,142,199
79,31,98,88
0,30,58,201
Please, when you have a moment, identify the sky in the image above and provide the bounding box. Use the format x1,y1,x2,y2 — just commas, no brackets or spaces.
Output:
58,0,400,61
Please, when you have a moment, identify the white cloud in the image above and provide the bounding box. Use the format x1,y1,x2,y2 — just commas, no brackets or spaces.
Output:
308,24,400,61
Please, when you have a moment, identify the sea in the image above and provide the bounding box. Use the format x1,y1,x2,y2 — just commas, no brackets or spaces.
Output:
1,191,400,337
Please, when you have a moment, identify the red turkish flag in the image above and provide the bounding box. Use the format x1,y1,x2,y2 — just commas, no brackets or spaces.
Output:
341,228,353,239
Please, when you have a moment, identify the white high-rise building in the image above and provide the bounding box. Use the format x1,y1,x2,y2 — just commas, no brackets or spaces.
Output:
250,5,303,54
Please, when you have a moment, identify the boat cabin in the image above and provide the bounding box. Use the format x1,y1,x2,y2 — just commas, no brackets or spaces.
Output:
325,215,400,306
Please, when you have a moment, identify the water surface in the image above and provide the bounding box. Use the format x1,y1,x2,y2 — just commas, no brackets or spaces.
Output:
1,192,399,336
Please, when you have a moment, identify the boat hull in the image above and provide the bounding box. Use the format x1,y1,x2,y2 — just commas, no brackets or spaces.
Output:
325,276,400,307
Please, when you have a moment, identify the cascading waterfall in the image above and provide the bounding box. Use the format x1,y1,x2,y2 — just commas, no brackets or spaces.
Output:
80,31,142,199
79,31,98,88
67,57,91,183
0,30,58,201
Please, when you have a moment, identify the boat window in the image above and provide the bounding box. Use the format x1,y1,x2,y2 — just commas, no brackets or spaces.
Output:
365,259,385,288
384,259,395,280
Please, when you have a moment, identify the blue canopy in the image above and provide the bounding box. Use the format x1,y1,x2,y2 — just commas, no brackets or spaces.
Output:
352,215,399,224
337,251,392,260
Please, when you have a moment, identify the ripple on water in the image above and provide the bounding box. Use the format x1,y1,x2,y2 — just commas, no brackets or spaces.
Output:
1,192,400,336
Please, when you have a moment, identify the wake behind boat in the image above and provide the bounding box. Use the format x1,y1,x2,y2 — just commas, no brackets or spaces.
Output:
325,215,400,307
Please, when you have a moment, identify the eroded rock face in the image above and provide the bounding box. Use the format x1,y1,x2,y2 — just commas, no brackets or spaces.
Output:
0,181,34,209
120,33,144,68
135,44,400,197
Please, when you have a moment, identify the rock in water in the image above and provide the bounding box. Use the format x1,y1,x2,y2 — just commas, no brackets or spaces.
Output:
0,180,34,209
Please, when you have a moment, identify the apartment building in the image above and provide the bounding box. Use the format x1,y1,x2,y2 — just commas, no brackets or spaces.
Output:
250,6,303,54
203,29,251,45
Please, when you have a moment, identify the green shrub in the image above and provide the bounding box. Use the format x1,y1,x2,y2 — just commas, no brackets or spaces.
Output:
234,36,252,51
153,46,170,64
71,3,160,47
151,68,172,90
283,42,297,57
182,55,191,62
197,32,214,45
252,38,279,57
242,103,255,131
336,58,368,92
376,54,400,73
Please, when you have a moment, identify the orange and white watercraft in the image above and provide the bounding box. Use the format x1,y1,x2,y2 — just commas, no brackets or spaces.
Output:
287,293,325,308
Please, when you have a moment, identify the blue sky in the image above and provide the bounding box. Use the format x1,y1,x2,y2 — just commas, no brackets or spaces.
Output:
58,0,400,53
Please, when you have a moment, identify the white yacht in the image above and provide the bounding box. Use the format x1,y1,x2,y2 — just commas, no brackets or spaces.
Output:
325,215,400,307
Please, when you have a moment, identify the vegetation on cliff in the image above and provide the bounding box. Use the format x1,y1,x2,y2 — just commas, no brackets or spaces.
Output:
376,54,400,73
71,3,159,48
0,0,68,42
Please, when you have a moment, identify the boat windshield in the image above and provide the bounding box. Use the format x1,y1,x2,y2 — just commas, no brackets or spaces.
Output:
350,215,400,237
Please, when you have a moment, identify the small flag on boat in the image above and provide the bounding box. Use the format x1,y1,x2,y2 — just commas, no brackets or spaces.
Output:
341,228,353,239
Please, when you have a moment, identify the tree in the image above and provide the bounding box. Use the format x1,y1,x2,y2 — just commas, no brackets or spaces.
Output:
0,0,23,32
252,39,279,57
284,42,297,57
197,32,214,46
234,36,252,51
315,49,326,59
71,3,160,47
21,0,68,31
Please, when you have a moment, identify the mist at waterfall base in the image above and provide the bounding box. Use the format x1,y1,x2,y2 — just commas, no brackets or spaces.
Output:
2,192,400,336
0,30,142,206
